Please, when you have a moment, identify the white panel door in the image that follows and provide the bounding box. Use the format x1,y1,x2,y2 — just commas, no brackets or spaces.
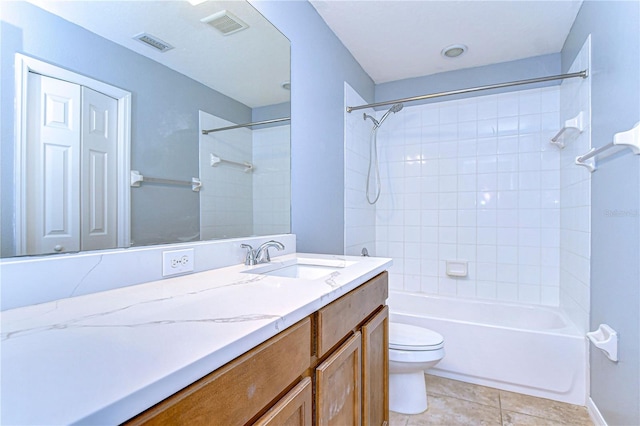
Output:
26,72,81,255
81,87,117,251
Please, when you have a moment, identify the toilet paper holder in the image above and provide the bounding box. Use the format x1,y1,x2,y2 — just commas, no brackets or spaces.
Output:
586,324,618,362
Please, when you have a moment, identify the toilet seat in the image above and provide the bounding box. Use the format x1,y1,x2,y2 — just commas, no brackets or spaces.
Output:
389,323,444,351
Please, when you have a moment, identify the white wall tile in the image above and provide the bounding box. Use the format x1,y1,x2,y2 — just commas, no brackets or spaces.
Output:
518,284,541,303
498,135,519,154
422,108,439,126
458,102,478,122
344,83,376,255
458,122,477,139
477,281,498,299
344,85,587,309
477,96,498,119
498,116,519,136
558,38,591,333
497,282,519,301
519,90,541,115
498,93,520,117
477,119,498,137
497,264,519,283
439,104,458,124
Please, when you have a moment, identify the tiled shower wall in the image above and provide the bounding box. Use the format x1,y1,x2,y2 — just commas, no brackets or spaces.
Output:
378,88,564,304
199,111,290,239
559,37,591,332
357,86,566,306
345,76,591,311
253,125,291,236
199,111,253,240
345,83,377,256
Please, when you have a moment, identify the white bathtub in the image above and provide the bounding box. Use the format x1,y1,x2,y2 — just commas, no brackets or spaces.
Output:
388,291,587,405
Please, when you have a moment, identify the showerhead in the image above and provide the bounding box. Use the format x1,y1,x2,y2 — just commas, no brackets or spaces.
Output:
377,103,404,128
389,103,404,113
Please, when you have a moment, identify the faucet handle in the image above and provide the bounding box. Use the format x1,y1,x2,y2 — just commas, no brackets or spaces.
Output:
240,244,256,266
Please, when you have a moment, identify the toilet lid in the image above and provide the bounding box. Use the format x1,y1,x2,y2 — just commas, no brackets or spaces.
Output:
389,323,444,351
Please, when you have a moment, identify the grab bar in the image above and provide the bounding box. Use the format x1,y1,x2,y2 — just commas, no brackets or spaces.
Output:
130,170,202,191
210,154,254,173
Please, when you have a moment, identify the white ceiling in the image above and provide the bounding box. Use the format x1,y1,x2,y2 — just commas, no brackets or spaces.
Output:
25,0,290,108
25,0,583,103
310,0,583,84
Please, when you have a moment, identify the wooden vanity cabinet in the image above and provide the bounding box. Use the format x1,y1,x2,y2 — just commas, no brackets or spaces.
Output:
125,318,312,426
314,272,389,426
362,305,389,426
125,272,388,426
254,377,313,426
316,332,363,425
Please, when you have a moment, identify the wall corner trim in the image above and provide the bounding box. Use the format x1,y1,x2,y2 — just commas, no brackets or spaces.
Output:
587,397,608,426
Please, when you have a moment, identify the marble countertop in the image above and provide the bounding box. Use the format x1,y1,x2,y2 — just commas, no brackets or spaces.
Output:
0,253,391,425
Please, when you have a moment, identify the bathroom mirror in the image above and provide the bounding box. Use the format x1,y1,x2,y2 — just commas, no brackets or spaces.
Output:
0,0,291,258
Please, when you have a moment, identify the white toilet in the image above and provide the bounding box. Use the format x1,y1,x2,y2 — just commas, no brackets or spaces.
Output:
389,322,445,414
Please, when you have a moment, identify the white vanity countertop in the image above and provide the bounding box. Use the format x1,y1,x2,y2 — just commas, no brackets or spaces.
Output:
0,253,391,425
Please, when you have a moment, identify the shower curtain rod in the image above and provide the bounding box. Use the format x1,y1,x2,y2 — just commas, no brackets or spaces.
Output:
202,117,290,135
346,70,588,113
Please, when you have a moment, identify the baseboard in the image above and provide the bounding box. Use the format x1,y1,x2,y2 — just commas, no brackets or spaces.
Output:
587,397,607,426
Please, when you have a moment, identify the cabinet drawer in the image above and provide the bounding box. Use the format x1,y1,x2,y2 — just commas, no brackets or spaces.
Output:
126,317,311,426
316,272,388,358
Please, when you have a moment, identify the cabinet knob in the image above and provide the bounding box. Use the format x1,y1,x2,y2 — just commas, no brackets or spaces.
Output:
54,245,63,252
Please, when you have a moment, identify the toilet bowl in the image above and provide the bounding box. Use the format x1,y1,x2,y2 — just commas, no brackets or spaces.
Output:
389,322,445,414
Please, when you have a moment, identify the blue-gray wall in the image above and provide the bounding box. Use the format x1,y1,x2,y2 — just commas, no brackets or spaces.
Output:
376,53,560,106
251,0,374,254
562,1,640,425
1,2,252,255
257,2,640,422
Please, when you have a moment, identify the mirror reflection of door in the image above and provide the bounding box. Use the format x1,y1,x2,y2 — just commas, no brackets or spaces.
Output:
24,72,117,255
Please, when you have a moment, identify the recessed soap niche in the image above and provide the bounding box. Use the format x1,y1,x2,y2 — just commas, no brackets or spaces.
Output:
446,260,468,278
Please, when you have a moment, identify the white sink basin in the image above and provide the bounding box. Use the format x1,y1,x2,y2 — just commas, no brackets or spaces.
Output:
244,257,356,280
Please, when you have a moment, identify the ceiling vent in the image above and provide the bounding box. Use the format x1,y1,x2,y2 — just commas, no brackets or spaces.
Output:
201,10,249,35
133,33,174,53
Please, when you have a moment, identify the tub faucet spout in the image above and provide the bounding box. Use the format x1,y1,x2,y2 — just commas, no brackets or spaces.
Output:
255,240,285,264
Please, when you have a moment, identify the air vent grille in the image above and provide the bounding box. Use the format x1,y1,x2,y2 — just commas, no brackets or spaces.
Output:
201,10,249,35
133,33,174,52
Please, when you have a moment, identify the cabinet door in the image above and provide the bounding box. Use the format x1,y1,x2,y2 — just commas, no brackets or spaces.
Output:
362,306,389,426
254,377,312,426
316,332,362,426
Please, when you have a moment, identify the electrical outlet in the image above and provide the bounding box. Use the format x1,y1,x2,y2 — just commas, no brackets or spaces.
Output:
162,248,195,277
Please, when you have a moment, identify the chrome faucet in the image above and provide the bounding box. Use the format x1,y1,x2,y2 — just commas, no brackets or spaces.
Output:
241,240,285,266
240,244,257,266
255,240,285,264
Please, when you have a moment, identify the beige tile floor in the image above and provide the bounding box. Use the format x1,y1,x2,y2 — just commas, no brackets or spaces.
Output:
390,374,593,426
